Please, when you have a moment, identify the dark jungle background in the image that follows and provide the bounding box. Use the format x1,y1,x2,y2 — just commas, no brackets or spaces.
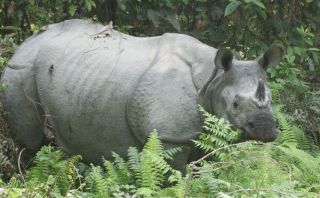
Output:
0,0,319,197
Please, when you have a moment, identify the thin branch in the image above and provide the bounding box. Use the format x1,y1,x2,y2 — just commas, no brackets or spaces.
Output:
183,165,194,198
22,86,43,123
190,142,250,165
18,148,26,183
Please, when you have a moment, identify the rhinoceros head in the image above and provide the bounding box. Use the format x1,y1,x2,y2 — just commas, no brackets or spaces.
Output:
200,45,284,142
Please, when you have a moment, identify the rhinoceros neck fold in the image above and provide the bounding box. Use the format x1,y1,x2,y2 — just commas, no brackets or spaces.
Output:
197,68,224,114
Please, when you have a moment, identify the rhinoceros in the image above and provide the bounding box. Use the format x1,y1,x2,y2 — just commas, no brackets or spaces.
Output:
1,19,284,167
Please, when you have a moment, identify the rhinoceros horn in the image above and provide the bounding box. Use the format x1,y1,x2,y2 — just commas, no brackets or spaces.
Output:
255,79,266,101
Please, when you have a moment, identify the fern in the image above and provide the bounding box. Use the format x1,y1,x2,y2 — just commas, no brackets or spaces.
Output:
84,130,183,198
25,145,81,196
160,170,185,197
274,105,319,154
109,152,131,184
86,165,110,197
275,146,320,185
2,106,320,197
273,105,298,147
127,130,183,197
135,130,168,195
127,147,140,175
163,147,183,160
102,154,134,195
185,105,320,196
194,105,239,160
143,130,164,156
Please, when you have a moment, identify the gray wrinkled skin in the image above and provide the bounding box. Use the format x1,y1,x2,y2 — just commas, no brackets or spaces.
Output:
0,19,284,168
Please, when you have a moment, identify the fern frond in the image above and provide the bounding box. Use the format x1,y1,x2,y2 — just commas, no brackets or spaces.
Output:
127,147,140,175
273,105,320,154
103,160,118,184
86,164,110,198
195,106,239,160
273,105,297,147
130,130,182,196
138,151,164,191
110,152,131,184
26,146,63,184
163,147,183,160
276,146,320,184
143,130,164,157
25,146,81,196
56,155,81,194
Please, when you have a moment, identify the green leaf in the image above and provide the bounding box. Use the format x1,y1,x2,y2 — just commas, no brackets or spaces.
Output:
68,5,77,16
304,38,313,46
165,13,181,31
117,0,127,11
182,0,189,5
307,48,320,52
254,6,267,20
308,58,315,71
85,0,96,11
287,47,294,57
293,46,304,56
287,55,295,63
244,0,266,9
311,51,319,65
225,1,241,16
165,0,174,8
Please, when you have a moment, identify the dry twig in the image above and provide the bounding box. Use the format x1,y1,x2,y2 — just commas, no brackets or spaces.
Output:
18,148,26,182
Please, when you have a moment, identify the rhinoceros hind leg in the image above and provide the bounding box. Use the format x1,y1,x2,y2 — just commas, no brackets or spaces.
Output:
1,67,45,150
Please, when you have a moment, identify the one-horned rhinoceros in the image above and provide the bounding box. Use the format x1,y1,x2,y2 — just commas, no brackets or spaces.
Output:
1,19,284,167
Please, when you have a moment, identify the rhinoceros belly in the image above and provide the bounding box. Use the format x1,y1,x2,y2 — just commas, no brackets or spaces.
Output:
34,25,160,163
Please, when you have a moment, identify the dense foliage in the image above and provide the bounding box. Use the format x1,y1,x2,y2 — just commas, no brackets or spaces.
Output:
0,0,320,197
1,108,319,197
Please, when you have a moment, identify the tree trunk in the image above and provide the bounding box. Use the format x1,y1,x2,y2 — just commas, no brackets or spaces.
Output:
95,0,117,23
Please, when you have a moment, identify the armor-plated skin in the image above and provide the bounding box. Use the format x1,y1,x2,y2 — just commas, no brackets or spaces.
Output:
1,20,284,166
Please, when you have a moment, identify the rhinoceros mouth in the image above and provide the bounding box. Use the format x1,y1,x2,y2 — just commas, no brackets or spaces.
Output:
239,112,278,142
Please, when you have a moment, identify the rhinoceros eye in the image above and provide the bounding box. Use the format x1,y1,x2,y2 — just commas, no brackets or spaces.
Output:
233,95,240,109
233,101,239,109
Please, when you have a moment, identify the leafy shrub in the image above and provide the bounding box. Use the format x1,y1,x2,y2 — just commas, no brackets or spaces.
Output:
26,146,82,196
267,52,320,142
85,130,183,198
185,106,320,197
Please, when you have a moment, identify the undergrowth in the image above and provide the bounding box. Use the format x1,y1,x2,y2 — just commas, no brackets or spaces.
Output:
0,102,18,182
1,106,320,197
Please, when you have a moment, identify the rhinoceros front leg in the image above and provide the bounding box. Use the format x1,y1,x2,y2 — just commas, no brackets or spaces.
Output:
127,54,202,171
1,67,45,150
163,142,198,173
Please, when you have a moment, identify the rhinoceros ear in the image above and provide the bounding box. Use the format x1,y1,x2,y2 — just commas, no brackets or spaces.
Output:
258,45,284,69
215,48,233,71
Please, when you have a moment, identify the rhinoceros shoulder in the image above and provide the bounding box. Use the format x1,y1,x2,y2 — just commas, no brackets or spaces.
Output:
127,53,202,144
157,33,217,90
